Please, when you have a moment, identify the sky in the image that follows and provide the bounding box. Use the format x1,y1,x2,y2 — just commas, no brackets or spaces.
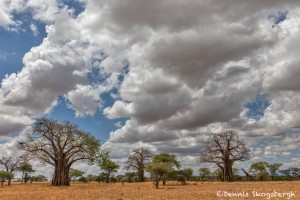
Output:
1,0,300,177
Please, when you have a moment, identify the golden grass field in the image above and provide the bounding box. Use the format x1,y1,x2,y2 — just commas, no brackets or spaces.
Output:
0,181,299,200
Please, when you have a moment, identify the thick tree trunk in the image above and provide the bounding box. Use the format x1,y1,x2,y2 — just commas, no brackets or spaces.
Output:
52,160,70,186
138,170,144,182
223,161,234,182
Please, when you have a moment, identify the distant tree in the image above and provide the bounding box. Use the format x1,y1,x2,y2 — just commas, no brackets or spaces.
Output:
152,153,180,185
86,174,97,182
30,175,47,183
267,163,283,181
200,130,250,182
99,152,119,183
96,172,107,183
290,168,300,179
146,162,172,189
199,168,211,181
124,172,137,183
279,169,292,180
0,171,14,188
126,147,153,182
18,118,102,186
69,169,84,183
213,168,223,181
181,168,193,181
116,175,125,182
78,176,88,183
0,157,19,185
18,158,35,183
250,161,269,181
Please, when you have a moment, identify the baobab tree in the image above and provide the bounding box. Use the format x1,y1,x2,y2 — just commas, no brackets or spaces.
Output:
18,118,102,186
126,147,153,182
200,130,250,182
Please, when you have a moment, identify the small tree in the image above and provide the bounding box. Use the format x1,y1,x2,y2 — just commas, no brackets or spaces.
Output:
250,161,269,181
18,118,102,186
152,153,180,185
181,168,193,181
146,162,172,189
0,171,14,188
69,169,84,183
199,168,211,181
124,172,137,183
200,130,250,182
116,175,125,182
99,153,119,183
30,175,47,183
267,163,283,181
18,161,35,183
0,157,19,185
290,168,300,179
126,147,153,182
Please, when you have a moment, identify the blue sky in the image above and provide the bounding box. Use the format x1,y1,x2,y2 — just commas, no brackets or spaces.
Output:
1,0,300,175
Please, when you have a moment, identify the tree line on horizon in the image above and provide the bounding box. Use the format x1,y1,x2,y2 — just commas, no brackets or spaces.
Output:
0,118,299,188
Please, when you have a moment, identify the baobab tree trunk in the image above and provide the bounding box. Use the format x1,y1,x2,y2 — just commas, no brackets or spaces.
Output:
138,170,144,182
223,160,234,182
52,160,70,186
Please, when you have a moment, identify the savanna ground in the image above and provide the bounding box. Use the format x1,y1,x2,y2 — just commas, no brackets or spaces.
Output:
0,181,299,200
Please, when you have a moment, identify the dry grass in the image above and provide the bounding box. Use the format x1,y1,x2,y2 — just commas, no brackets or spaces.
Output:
0,181,299,200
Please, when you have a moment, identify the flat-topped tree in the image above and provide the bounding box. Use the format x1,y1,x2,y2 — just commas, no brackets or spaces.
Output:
18,118,102,186
200,130,250,182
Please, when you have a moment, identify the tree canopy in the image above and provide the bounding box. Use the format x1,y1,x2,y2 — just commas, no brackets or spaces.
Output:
18,118,102,186
126,147,153,182
200,130,250,182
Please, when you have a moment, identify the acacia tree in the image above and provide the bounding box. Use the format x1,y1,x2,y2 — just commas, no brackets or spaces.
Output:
199,168,211,181
146,162,172,189
126,147,153,182
267,163,282,181
99,153,119,183
200,130,250,182
152,153,181,185
18,161,35,183
69,169,84,183
0,171,14,188
18,118,102,186
0,157,19,185
250,161,269,181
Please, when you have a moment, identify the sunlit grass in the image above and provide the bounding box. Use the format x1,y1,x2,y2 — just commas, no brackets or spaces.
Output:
0,181,299,200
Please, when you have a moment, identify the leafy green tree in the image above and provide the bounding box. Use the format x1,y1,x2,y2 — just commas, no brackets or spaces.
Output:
290,167,300,179
267,163,283,181
124,172,137,183
78,176,88,183
0,171,14,188
213,168,223,181
0,157,19,185
99,153,119,183
146,162,172,189
250,161,269,181
152,153,180,185
181,168,193,181
126,147,153,182
18,160,35,183
18,118,102,186
279,168,292,180
116,175,125,182
69,169,84,183
200,130,250,182
30,175,47,183
199,168,211,181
